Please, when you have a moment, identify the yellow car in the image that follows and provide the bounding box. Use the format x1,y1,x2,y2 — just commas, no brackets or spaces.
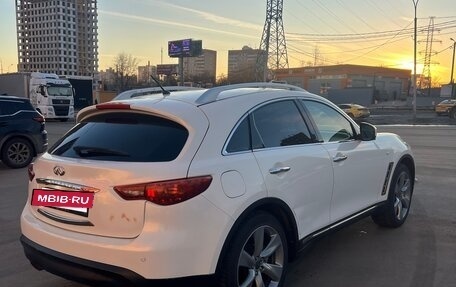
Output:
338,103,370,119
435,99,456,118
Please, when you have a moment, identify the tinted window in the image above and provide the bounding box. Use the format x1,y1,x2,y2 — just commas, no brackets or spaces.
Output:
50,113,188,162
0,99,34,116
303,100,354,142
251,100,312,148
226,117,250,153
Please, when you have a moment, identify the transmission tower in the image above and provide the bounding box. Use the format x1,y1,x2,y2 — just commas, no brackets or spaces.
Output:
420,17,440,90
256,0,289,81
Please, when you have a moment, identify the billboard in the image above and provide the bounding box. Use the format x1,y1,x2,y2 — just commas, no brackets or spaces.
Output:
168,39,203,58
157,64,178,75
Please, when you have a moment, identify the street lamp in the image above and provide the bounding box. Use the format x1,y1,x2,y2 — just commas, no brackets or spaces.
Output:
412,0,419,122
450,38,456,99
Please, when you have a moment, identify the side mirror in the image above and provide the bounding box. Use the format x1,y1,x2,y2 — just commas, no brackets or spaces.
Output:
358,122,377,141
39,86,46,96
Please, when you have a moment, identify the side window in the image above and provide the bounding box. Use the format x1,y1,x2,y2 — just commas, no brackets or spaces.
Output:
303,100,355,142
251,100,312,148
0,101,18,115
226,117,250,153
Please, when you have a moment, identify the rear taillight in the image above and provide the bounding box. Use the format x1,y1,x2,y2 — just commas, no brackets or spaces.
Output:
33,115,45,123
114,176,212,206
28,163,35,181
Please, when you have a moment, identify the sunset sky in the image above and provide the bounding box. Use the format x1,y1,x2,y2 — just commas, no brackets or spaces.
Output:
1,0,456,83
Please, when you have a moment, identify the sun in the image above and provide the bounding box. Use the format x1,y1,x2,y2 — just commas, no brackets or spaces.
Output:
397,58,423,73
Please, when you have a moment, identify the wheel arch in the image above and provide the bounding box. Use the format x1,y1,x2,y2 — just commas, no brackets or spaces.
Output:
397,154,415,189
215,197,299,275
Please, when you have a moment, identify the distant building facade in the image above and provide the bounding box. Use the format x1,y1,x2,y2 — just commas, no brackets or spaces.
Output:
15,0,98,76
228,46,266,83
275,64,411,101
137,63,157,85
183,49,217,85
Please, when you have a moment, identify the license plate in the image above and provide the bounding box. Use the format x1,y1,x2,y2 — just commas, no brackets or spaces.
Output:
32,189,94,216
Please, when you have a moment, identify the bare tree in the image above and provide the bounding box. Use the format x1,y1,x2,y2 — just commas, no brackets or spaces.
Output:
216,74,229,86
113,52,138,91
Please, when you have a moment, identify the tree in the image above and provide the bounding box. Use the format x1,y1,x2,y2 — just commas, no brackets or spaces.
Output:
216,74,229,86
113,52,138,91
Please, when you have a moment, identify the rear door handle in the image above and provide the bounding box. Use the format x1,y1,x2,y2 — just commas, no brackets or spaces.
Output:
269,166,291,174
333,154,348,162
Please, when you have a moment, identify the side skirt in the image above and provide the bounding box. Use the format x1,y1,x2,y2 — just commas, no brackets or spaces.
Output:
297,202,387,252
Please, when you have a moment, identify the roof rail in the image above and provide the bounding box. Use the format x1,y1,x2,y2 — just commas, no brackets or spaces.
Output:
195,82,306,105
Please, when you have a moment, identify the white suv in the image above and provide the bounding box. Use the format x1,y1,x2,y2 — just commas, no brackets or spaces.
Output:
21,83,415,286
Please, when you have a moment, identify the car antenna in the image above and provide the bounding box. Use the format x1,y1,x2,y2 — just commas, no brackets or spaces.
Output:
150,75,170,96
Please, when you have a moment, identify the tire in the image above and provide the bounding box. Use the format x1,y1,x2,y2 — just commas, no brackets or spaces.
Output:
219,212,288,287
59,118,69,122
1,138,34,169
449,108,456,119
372,164,413,228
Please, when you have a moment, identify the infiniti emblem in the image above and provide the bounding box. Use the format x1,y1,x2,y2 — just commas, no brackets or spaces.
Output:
53,166,65,176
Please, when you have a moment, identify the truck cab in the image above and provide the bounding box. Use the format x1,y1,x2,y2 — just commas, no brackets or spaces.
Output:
30,72,75,121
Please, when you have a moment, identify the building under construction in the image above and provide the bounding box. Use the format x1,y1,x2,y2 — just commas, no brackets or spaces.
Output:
15,0,98,77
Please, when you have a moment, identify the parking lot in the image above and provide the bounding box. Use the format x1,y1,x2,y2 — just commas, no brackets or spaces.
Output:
1,114,455,287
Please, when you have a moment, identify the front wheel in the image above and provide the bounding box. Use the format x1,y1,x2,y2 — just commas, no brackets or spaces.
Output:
372,164,413,228
219,212,288,287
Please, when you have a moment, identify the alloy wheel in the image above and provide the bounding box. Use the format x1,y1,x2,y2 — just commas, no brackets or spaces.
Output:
237,225,285,287
7,141,31,165
393,170,412,221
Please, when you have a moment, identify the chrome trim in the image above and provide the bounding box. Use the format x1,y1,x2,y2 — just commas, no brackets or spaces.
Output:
333,154,348,162
269,166,291,174
37,209,93,226
36,178,100,193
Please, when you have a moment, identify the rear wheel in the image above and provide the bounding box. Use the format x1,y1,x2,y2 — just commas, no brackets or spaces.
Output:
219,212,288,287
1,138,34,168
372,164,413,228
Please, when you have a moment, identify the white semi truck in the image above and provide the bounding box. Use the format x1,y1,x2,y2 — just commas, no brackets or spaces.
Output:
0,72,74,121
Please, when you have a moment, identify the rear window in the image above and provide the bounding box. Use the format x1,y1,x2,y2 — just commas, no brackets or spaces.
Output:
49,113,188,162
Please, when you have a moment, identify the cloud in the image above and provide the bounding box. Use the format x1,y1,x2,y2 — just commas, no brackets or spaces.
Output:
98,10,258,40
154,1,263,32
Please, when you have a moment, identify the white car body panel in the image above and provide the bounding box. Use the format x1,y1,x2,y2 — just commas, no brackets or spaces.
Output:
253,144,334,237
322,139,392,222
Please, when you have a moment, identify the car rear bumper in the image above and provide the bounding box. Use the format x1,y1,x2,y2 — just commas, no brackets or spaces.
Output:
21,235,139,286
20,194,232,280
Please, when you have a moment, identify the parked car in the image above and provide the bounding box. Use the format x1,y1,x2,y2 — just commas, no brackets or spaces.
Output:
338,103,370,119
435,99,456,118
21,83,415,287
111,86,202,101
0,95,48,168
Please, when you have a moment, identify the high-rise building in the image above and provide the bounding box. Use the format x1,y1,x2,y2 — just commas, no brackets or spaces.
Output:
228,46,266,83
15,0,98,76
183,49,217,84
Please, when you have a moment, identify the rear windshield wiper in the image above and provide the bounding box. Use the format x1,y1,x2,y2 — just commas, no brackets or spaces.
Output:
73,146,130,158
